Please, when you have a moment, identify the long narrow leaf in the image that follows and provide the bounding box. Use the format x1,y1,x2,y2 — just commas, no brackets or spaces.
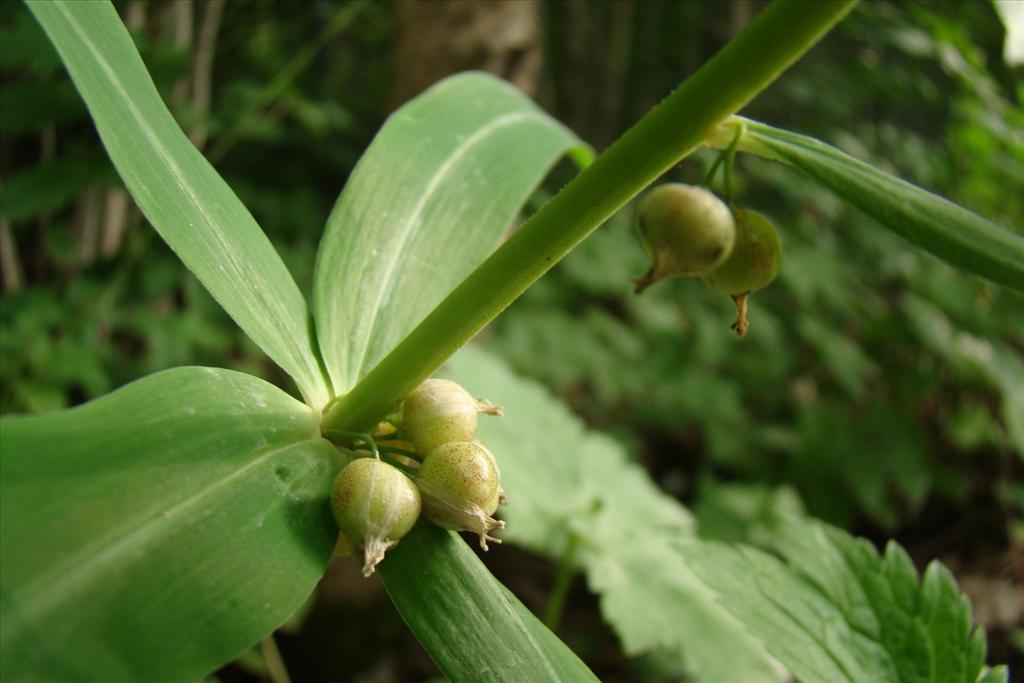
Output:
0,368,339,682
379,524,599,683
27,0,330,408
716,117,1024,291
313,72,584,392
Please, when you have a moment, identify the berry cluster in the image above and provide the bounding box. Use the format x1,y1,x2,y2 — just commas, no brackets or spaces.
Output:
634,183,781,336
329,379,505,577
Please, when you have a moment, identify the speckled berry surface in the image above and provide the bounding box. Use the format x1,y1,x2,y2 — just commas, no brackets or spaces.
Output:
330,458,421,547
418,441,499,510
401,379,481,453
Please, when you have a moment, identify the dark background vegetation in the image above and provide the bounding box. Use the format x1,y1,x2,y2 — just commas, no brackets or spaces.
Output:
1,1,1021,681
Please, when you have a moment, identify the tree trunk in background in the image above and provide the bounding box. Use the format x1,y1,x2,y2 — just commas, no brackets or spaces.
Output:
390,0,541,109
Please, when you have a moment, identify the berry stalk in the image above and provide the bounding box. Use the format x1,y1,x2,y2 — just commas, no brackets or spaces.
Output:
322,0,858,434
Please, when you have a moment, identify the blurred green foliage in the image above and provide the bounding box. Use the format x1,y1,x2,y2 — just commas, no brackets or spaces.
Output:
1,0,1021,674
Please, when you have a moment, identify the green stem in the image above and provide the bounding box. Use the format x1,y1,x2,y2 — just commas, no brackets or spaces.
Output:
722,122,745,208
700,153,725,188
544,533,580,631
323,430,379,458
322,0,857,434
379,453,419,476
259,635,292,683
379,445,423,461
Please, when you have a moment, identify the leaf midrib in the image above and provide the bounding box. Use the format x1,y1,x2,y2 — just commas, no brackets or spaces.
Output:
348,111,568,384
53,0,323,406
2,436,324,648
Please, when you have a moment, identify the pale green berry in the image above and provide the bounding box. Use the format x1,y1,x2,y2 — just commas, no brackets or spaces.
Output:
416,441,505,550
704,209,782,336
477,441,508,506
331,458,421,577
401,379,502,454
634,183,736,293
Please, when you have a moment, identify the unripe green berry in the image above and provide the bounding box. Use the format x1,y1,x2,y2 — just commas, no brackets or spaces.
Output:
416,441,505,550
331,458,421,577
704,209,781,295
634,183,736,293
704,209,782,336
401,379,502,454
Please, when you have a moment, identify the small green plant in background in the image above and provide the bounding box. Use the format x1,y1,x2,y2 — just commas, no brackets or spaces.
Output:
1,2,1020,682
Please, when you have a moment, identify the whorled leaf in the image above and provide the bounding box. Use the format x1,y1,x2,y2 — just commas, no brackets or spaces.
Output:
27,0,330,409
314,71,586,393
0,368,340,682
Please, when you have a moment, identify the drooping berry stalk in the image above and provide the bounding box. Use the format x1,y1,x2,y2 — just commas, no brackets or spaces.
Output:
322,0,857,436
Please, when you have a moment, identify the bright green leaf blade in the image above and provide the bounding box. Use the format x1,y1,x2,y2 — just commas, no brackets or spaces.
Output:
683,518,1000,683
722,117,1024,291
27,0,329,408
0,368,339,682
314,72,585,392
379,524,599,683
443,346,783,682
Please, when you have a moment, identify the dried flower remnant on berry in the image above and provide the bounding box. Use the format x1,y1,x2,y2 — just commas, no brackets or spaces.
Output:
416,441,505,550
331,458,421,576
402,379,502,454
704,208,781,336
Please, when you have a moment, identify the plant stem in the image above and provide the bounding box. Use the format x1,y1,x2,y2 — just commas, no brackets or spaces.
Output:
323,430,379,458
322,0,857,434
379,445,422,461
544,533,580,632
259,634,292,683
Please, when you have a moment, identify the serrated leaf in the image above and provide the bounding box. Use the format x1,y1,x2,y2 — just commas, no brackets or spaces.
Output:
683,518,1000,683
314,72,584,392
27,0,330,408
0,368,339,682
443,346,782,682
379,524,599,683
730,117,1024,292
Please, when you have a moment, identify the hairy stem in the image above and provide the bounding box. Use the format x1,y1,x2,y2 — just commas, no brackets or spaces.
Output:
323,0,857,434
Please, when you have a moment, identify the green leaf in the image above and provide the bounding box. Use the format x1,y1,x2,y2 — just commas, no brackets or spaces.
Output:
27,0,330,408
684,518,1000,683
0,368,340,682
313,72,584,392
379,524,599,683
718,117,1024,292
443,346,782,682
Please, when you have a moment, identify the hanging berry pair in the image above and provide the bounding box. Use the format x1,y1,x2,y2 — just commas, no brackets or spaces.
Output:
633,181,781,336
328,378,506,576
